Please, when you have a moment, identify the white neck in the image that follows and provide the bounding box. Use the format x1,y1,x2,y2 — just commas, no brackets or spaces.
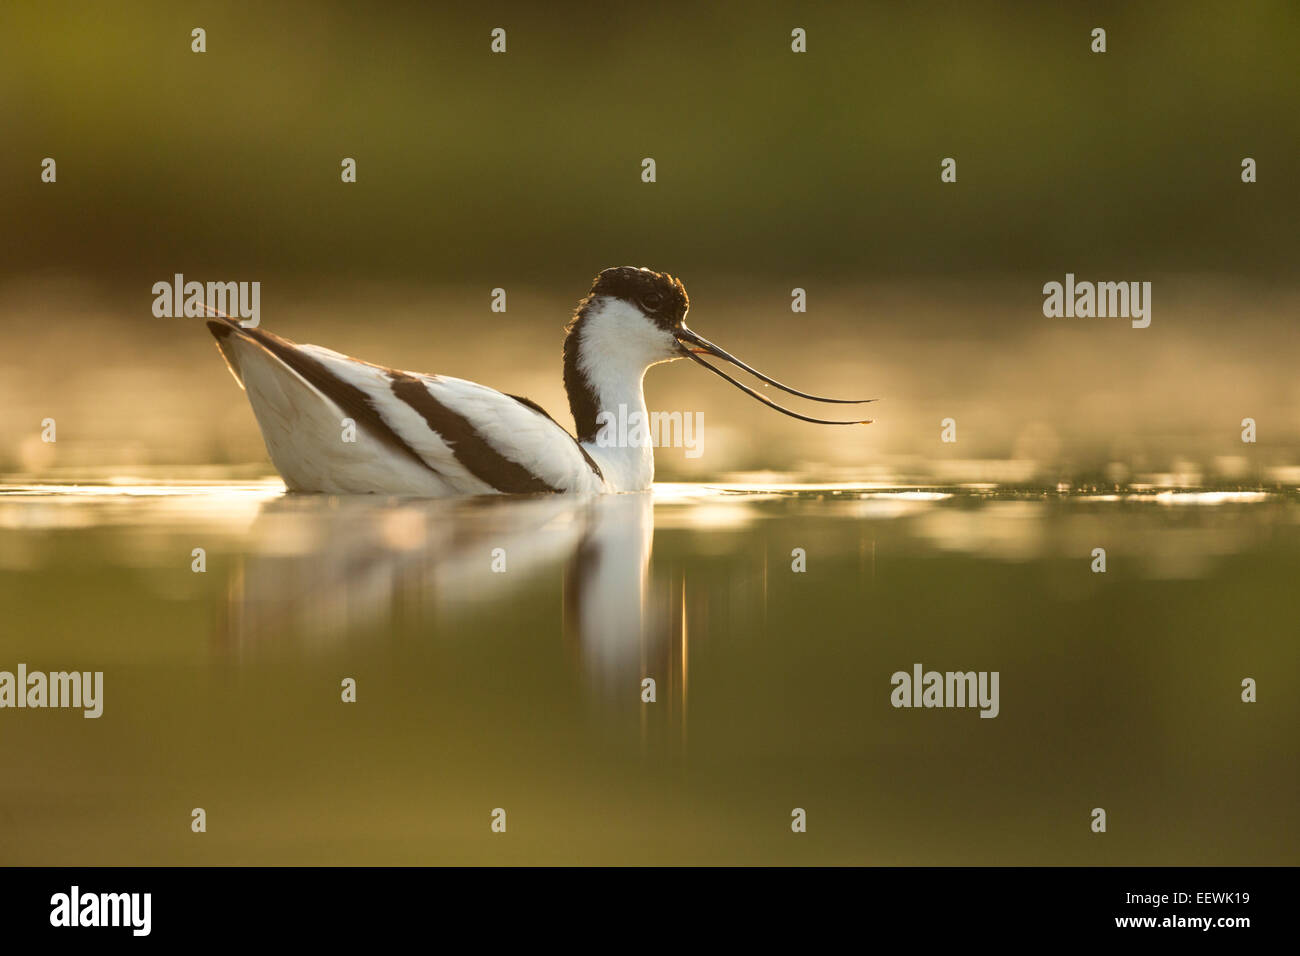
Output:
569,298,678,492
579,360,655,493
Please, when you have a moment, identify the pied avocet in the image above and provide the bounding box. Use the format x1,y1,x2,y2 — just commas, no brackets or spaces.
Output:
207,266,873,495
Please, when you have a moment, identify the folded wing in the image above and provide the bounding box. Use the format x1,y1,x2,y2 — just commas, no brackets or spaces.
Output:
209,319,604,495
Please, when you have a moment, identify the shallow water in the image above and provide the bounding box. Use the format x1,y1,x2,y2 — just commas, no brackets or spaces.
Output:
0,480,1296,864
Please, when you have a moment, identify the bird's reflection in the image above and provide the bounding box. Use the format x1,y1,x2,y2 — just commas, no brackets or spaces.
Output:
563,493,655,687
222,492,675,700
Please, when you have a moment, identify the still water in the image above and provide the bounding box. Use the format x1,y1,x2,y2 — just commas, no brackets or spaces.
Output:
0,481,1295,864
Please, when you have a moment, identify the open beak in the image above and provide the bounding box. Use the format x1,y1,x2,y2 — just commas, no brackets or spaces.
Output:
674,326,875,425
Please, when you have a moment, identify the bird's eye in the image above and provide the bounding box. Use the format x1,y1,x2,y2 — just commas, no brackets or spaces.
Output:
641,293,663,311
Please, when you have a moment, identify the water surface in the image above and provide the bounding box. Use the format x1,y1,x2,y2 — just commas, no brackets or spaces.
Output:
0,480,1295,864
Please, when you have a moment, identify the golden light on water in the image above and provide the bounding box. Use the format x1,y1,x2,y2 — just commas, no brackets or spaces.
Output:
1,0,1298,885
1,466,1296,864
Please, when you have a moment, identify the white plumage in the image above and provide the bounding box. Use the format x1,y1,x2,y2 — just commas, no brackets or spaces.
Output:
211,323,607,495
206,267,872,497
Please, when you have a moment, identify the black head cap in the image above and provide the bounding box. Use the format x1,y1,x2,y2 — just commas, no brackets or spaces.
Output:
587,266,689,328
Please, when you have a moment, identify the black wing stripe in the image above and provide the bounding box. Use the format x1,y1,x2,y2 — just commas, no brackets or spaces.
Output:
507,393,604,483
207,320,443,479
391,373,562,494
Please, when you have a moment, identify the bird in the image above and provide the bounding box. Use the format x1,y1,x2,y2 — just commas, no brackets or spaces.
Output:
206,266,874,496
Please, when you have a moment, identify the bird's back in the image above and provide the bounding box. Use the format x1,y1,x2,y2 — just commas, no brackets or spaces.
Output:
208,319,606,496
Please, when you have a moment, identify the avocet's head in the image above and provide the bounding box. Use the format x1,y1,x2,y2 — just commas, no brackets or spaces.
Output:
566,266,875,428
574,266,692,367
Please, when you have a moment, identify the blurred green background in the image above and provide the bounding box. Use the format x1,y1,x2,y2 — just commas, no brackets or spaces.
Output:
1,0,1297,479
2,0,1298,281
